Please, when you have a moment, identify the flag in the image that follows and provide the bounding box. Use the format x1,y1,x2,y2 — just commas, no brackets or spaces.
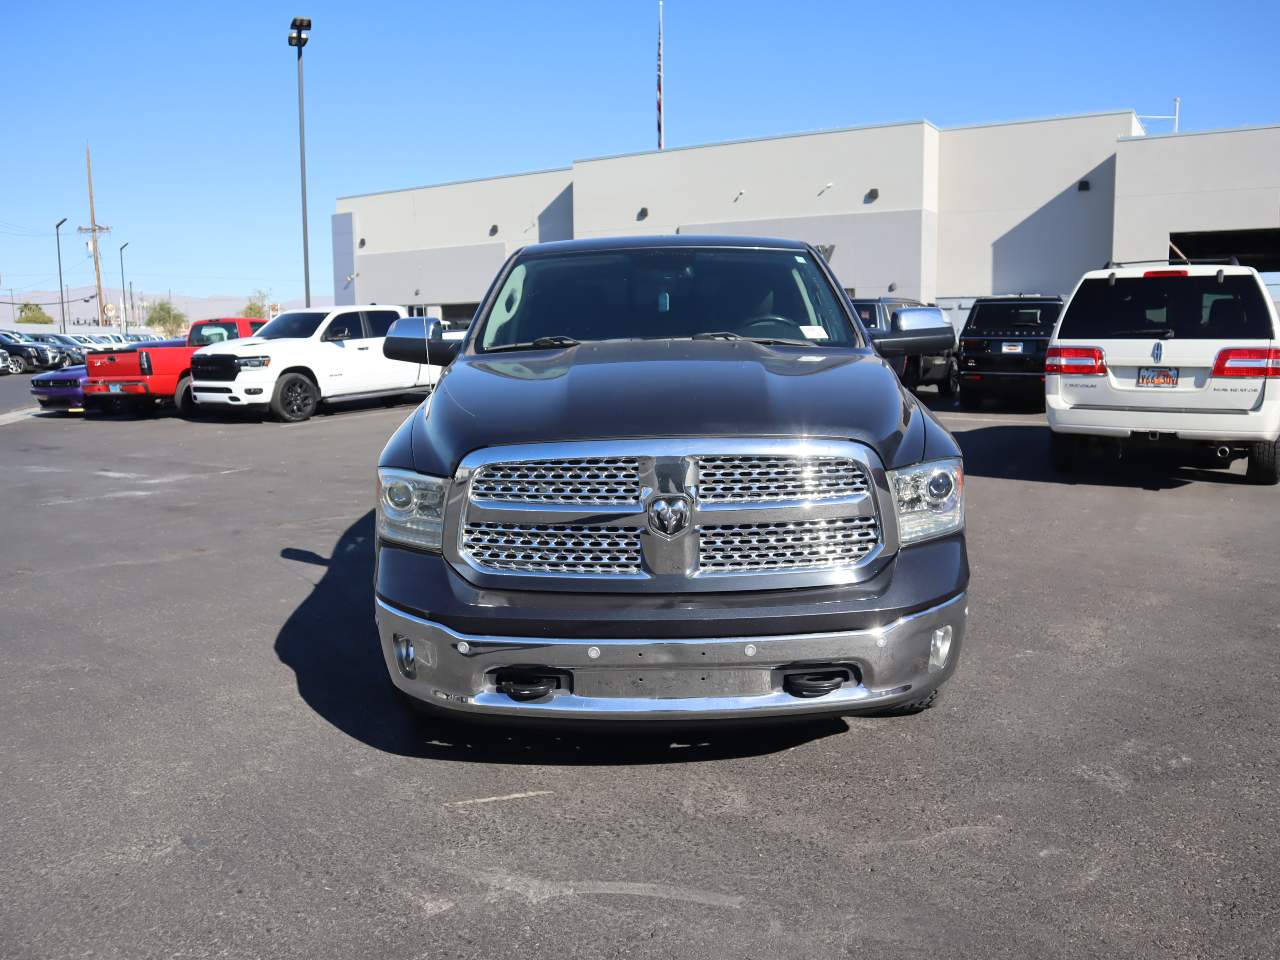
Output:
657,0,664,150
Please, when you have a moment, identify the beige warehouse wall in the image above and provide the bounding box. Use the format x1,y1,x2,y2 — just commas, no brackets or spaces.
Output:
938,112,1137,297
1113,125,1280,262
571,122,936,239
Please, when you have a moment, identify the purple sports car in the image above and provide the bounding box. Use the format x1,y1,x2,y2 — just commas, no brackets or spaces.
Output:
31,365,88,412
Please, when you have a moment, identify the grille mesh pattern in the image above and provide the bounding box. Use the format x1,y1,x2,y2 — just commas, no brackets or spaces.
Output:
471,458,640,505
699,517,878,572
696,456,868,503
463,522,642,575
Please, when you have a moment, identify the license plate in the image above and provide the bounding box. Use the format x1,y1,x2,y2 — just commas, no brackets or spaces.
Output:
109,384,122,393
1137,367,1178,387
1001,342,1023,354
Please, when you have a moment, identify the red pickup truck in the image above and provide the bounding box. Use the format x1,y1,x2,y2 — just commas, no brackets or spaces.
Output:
84,317,264,415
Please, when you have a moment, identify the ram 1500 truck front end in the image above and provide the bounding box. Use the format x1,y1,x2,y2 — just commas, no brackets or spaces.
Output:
373,237,968,721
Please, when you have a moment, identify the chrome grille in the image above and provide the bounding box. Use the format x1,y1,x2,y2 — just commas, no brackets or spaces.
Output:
462,522,643,575
451,441,890,592
470,457,640,505
699,517,879,572
696,455,868,503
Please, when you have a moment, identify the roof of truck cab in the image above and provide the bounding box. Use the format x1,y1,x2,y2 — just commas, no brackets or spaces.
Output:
518,235,810,256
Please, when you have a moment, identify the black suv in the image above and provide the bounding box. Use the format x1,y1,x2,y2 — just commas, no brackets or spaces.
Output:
0,331,61,373
374,236,969,724
850,297,958,395
956,296,1063,407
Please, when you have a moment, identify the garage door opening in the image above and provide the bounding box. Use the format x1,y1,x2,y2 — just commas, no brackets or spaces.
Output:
1170,229,1280,273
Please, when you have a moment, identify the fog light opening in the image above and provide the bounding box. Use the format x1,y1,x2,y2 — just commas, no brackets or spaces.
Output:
393,634,417,678
929,625,953,673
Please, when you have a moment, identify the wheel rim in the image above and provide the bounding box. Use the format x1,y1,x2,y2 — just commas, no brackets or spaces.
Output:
284,380,311,416
8,358,19,373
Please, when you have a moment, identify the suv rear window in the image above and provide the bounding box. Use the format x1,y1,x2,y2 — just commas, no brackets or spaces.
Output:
1058,275,1273,340
964,301,1060,334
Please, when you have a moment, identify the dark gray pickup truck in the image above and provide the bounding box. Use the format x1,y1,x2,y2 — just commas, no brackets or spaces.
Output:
374,235,968,722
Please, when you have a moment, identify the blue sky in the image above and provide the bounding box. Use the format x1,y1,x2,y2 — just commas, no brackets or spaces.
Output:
2,0,1277,303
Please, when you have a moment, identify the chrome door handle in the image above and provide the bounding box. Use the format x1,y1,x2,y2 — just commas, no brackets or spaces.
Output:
357,346,369,351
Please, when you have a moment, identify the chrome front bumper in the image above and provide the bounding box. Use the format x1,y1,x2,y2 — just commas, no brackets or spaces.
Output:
376,593,966,720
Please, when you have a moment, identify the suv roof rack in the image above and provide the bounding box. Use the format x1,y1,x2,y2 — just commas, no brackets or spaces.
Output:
1103,256,1240,268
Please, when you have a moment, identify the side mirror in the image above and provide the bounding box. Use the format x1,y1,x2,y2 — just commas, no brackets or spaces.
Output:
869,308,955,357
323,324,352,342
383,317,462,366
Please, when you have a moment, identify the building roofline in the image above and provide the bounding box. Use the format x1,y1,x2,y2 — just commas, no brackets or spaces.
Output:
1119,121,1280,143
336,165,572,202
941,108,1138,133
572,119,938,165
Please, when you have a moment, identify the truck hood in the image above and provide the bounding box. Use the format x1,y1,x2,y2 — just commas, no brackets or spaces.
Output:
408,339,938,475
195,336,288,355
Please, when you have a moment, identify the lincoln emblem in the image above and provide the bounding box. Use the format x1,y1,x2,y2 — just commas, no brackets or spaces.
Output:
1152,341,1163,363
647,495,691,537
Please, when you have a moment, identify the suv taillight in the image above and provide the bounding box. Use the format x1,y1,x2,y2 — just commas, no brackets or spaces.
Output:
1212,347,1280,378
139,351,152,375
1045,346,1106,376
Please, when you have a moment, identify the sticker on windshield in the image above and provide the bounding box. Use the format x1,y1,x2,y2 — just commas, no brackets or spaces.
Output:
800,325,829,340
794,255,808,264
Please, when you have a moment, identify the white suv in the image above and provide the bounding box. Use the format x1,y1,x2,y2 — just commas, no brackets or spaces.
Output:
190,305,438,422
1046,262,1279,483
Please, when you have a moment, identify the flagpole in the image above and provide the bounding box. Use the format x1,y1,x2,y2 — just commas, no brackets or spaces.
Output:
657,0,665,151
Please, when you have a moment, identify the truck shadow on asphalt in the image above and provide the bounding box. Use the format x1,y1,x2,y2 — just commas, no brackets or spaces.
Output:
274,511,849,764
953,424,1253,491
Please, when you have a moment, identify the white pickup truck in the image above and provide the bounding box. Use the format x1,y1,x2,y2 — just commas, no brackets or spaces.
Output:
189,305,440,422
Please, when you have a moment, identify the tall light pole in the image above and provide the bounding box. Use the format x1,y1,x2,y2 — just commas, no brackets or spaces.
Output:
55,218,68,332
289,17,312,307
118,242,130,333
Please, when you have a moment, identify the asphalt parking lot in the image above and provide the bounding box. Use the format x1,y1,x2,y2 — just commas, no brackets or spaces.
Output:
2,397,1277,960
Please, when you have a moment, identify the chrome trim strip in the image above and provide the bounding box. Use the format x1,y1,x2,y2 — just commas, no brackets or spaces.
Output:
1066,404,1251,415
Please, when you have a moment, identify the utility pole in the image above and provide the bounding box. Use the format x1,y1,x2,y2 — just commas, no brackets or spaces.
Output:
129,282,136,330
78,144,111,326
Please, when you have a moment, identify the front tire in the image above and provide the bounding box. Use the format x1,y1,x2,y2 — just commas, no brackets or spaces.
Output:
271,372,318,423
9,355,28,374
174,376,199,418
1246,439,1279,485
860,687,942,718
937,359,959,397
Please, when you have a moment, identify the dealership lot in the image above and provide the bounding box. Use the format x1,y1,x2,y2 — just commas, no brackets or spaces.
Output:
2,401,1277,959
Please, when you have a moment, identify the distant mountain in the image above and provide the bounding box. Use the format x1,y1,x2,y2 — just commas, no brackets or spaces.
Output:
4,284,334,333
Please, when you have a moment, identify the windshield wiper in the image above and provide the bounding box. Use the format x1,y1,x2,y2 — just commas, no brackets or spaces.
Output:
689,332,811,346
484,335,581,353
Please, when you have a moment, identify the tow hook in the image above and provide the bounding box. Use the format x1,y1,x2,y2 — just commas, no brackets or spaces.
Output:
493,669,569,702
782,667,852,699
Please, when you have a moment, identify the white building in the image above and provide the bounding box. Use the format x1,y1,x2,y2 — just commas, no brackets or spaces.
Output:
332,110,1280,322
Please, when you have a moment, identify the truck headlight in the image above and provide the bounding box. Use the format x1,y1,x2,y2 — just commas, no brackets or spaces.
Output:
235,356,271,369
377,468,448,551
888,457,964,544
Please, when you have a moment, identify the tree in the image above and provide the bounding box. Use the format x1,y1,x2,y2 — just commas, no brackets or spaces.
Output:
17,303,54,325
147,300,188,337
242,288,271,320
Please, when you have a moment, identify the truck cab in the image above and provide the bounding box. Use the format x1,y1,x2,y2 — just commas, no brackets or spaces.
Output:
83,317,263,415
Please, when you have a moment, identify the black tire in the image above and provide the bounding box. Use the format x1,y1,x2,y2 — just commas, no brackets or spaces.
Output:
937,359,959,397
174,376,199,418
958,384,984,410
1049,431,1077,473
9,354,28,374
860,687,942,717
270,372,318,423
1246,439,1280,485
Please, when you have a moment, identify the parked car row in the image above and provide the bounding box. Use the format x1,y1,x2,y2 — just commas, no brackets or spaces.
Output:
33,307,449,422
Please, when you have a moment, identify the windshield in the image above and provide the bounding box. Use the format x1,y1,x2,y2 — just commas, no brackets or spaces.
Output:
5,331,34,342
964,301,1061,334
255,310,329,340
476,247,859,351
188,320,243,346
1058,275,1273,340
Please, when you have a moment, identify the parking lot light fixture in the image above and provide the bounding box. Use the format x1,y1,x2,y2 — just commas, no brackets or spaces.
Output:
55,218,68,331
118,242,129,333
288,16,312,307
